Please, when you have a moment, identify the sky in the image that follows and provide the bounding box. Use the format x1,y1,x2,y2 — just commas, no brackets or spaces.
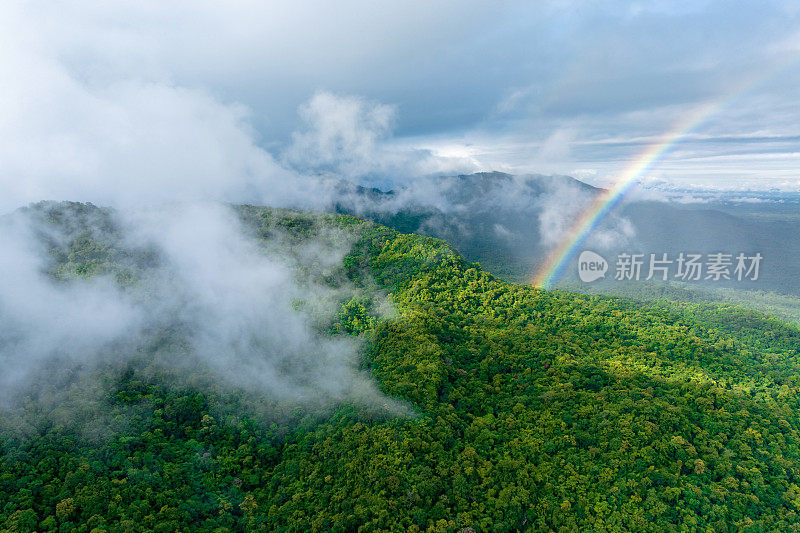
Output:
2,0,800,210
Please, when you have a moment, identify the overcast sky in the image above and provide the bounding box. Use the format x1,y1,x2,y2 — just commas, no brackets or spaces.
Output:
2,0,799,209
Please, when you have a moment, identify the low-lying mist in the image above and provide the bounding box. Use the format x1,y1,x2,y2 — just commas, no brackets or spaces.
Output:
0,201,406,441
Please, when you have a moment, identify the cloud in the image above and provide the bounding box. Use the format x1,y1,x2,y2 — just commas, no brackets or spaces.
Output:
3,0,507,138
125,203,390,403
0,202,406,431
536,180,594,247
0,213,145,396
282,91,476,183
1,0,475,215
284,91,397,175
4,0,800,216
536,178,635,249
537,127,576,163
0,5,316,214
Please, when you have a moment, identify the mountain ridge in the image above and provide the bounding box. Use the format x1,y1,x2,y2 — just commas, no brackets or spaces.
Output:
2,202,800,530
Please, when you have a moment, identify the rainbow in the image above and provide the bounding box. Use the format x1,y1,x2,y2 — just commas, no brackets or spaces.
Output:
531,60,794,289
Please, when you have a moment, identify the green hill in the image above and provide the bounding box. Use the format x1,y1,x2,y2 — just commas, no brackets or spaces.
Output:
3,203,800,532
561,279,800,328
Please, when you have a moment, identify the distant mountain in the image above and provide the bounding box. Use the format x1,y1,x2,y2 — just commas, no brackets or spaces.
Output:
333,172,800,296
334,172,601,281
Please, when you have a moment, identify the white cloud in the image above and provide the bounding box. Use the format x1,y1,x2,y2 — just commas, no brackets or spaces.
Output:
0,0,479,215
537,127,576,162
283,92,397,176
0,202,407,416
3,0,800,200
282,91,476,182
0,211,146,398
0,1,318,213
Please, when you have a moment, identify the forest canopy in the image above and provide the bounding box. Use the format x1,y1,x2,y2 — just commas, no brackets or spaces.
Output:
2,202,800,532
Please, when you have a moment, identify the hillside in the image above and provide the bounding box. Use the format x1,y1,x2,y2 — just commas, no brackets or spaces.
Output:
334,173,800,296
3,202,800,531
561,280,800,328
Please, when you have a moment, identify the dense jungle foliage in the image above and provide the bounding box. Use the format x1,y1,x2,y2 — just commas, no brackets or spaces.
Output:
3,202,800,532
561,280,800,328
